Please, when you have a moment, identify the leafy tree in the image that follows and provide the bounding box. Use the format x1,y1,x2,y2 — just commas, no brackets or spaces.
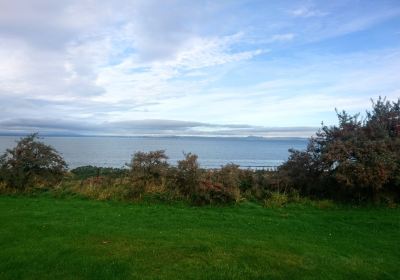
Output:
280,97,400,202
0,133,67,190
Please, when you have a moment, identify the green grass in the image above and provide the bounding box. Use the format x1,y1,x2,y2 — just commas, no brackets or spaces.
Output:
0,196,399,279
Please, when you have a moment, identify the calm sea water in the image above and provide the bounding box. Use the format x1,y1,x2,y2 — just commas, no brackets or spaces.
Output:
0,136,307,169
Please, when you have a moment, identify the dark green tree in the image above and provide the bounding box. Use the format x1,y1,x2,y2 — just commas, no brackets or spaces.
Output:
280,97,400,202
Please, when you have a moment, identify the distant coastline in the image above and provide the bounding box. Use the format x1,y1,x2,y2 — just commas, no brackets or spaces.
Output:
0,133,310,140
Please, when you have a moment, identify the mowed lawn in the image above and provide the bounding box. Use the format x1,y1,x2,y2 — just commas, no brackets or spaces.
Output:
0,196,399,279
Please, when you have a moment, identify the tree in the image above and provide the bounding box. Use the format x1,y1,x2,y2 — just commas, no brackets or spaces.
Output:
280,97,400,202
0,133,67,190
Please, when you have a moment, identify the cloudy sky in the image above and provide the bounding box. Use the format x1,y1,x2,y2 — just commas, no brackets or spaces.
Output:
0,0,399,137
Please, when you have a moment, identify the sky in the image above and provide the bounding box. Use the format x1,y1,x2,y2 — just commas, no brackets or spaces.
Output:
0,0,399,137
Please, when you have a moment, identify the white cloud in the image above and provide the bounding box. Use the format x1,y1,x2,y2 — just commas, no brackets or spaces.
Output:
94,33,264,104
269,33,295,42
289,6,328,18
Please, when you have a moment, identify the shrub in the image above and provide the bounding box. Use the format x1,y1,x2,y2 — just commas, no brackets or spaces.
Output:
237,169,276,200
264,192,289,207
263,190,303,207
238,169,254,193
126,150,169,197
0,133,67,190
175,152,201,197
193,179,239,205
173,154,241,205
216,163,241,190
192,165,241,205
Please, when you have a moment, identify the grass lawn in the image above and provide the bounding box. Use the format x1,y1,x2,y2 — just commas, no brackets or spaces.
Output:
0,195,399,279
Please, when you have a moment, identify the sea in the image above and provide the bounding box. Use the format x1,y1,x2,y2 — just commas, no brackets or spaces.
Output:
0,136,308,169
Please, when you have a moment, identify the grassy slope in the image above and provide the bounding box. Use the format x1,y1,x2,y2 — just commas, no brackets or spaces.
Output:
0,196,399,280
